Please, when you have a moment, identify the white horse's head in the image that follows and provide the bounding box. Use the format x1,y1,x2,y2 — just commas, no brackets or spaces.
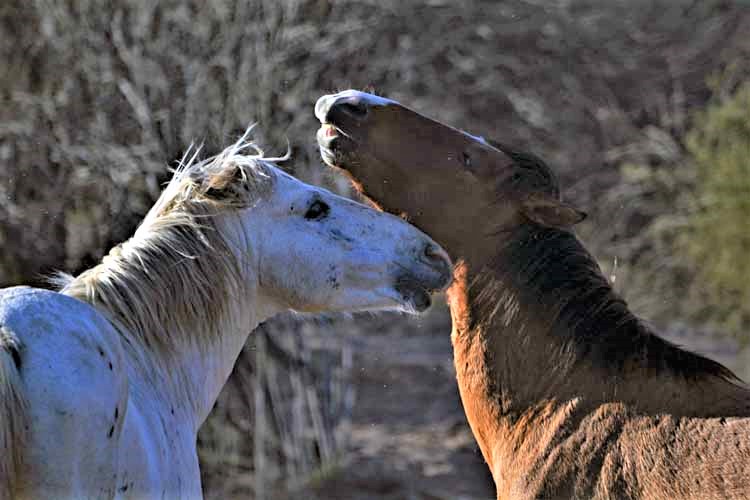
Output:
236,166,452,314
168,133,453,317
61,130,452,358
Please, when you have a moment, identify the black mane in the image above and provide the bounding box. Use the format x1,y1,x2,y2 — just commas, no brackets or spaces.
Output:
481,141,738,382
499,226,737,381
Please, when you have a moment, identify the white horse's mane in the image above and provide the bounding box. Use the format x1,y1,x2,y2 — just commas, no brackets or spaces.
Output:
58,128,285,355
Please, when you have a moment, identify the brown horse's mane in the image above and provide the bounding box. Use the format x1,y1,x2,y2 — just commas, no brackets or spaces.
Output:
487,139,561,198
481,141,739,383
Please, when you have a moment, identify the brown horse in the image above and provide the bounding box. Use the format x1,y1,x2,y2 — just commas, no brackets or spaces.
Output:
315,90,750,499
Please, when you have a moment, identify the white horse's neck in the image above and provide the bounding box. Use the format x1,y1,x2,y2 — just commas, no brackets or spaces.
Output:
162,294,265,426
61,210,281,430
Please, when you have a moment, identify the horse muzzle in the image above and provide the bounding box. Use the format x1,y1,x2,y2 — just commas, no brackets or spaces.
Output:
395,242,453,312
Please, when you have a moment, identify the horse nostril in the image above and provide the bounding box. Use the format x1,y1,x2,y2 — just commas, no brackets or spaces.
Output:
337,101,368,119
423,243,447,266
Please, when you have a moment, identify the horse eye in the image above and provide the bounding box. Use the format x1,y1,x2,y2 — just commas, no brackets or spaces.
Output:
304,200,330,220
462,152,472,168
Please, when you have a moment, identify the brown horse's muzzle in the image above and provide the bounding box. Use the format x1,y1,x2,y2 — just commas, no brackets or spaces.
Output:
315,90,384,125
316,91,387,172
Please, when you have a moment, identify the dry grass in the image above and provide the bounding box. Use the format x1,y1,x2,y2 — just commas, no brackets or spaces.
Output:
198,315,355,499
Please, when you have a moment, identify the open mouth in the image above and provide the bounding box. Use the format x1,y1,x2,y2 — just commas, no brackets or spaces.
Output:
317,123,339,148
316,123,349,168
395,280,433,313
319,123,338,139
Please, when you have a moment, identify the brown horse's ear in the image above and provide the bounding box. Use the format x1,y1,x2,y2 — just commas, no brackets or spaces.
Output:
521,194,587,228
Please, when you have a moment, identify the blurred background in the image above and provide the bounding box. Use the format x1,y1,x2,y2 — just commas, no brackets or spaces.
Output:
2,0,750,498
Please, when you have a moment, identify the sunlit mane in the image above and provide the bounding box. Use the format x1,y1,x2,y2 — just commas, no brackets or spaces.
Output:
57,128,284,355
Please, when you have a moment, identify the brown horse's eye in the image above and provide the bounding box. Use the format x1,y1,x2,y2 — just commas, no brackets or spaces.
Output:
462,152,472,168
304,200,330,220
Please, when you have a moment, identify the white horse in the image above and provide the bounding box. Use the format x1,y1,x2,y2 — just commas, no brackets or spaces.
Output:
0,130,452,499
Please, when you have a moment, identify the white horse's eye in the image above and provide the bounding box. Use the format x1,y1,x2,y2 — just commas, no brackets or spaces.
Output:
304,200,330,220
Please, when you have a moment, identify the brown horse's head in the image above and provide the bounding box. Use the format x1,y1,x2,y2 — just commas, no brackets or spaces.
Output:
316,90,585,265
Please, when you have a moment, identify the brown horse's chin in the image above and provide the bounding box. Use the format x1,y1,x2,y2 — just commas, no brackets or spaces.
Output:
318,144,337,168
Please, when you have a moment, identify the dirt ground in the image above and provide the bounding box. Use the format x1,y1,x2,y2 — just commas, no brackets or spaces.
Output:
288,305,750,500
303,306,496,500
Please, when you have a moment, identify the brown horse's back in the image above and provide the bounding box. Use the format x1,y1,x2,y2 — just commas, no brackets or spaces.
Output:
491,402,750,500
623,414,750,499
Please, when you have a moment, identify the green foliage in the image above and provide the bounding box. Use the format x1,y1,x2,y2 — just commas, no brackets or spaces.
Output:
586,83,750,343
683,84,750,335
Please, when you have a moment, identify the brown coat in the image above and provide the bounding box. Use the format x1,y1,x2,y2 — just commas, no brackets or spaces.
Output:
315,90,750,499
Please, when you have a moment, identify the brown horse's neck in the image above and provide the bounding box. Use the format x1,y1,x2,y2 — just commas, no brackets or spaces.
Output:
447,224,749,477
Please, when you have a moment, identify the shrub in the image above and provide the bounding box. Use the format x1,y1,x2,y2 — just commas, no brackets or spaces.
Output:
683,83,750,336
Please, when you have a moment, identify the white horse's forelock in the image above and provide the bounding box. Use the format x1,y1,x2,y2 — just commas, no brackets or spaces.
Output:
58,127,283,360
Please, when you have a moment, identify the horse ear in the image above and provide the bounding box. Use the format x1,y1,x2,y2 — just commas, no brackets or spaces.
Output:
521,194,586,228
203,162,244,200
194,159,271,207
